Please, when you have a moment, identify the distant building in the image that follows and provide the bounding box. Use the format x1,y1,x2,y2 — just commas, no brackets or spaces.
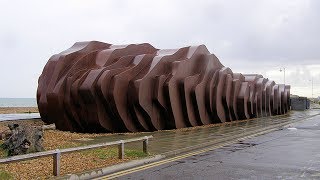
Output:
290,95,310,110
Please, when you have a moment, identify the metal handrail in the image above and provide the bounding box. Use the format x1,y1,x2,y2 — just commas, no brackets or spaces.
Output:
0,135,153,176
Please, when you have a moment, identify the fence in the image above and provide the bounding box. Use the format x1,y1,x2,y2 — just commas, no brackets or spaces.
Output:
0,135,152,176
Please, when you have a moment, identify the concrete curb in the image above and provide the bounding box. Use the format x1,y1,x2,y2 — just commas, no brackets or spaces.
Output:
56,155,166,180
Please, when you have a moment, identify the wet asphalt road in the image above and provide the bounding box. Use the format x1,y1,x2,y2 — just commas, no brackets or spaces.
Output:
117,114,320,180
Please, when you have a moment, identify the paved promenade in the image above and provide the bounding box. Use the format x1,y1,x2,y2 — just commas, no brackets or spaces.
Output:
62,110,320,179
112,110,320,179
83,110,320,156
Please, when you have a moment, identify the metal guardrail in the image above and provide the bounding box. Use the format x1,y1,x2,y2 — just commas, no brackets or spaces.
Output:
0,135,152,176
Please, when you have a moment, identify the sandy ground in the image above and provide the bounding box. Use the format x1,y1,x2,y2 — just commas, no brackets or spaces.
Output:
0,107,39,114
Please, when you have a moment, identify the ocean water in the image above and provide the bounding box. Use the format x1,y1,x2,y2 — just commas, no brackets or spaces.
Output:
0,113,40,121
0,98,37,107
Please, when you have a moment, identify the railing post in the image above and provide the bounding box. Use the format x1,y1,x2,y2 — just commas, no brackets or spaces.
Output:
118,140,124,159
53,149,61,176
143,136,149,154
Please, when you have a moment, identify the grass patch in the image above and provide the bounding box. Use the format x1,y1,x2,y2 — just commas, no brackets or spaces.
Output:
125,149,148,158
57,142,84,149
81,148,117,160
0,169,13,180
0,149,8,158
97,148,116,159
81,147,148,160
0,140,8,158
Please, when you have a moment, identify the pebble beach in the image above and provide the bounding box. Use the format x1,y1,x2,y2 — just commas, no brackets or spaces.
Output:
0,107,145,179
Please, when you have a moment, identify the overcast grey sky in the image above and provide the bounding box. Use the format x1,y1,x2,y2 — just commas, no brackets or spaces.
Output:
0,0,319,98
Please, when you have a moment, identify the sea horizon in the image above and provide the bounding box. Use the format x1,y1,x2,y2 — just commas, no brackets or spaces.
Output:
0,98,37,107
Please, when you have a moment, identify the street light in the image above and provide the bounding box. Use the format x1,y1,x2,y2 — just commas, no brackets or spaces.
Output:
310,77,314,99
279,67,285,84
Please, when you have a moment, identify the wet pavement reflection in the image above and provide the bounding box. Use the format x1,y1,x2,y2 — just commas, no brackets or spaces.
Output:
77,110,320,155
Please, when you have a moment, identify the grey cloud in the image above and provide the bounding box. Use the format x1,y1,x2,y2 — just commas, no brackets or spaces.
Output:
0,0,319,97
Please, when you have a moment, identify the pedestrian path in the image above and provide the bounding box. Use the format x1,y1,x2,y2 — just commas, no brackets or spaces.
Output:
79,110,320,156
114,110,320,180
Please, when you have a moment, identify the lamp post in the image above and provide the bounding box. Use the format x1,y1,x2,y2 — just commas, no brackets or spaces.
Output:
309,77,314,100
312,77,314,99
279,67,285,84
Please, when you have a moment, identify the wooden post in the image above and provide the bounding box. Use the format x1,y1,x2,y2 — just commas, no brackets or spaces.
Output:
53,149,61,176
118,140,124,159
143,136,148,154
